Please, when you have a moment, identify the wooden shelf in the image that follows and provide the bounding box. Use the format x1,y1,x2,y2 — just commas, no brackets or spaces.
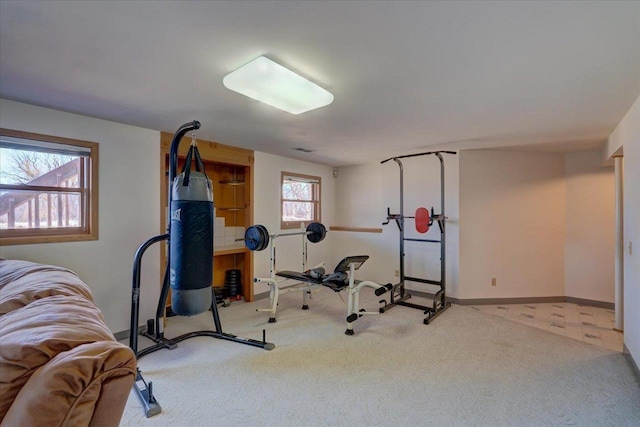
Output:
161,131,255,301
214,245,248,256
219,179,245,185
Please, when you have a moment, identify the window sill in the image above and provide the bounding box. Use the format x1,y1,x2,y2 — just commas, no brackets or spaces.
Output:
0,232,98,246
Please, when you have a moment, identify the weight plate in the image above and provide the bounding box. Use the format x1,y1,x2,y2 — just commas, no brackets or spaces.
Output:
306,222,326,243
257,225,269,251
245,225,265,251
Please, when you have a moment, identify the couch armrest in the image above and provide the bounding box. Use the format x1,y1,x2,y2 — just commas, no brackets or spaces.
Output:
1,341,136,427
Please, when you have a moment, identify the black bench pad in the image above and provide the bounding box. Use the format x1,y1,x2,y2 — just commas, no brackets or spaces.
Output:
276,270,348,291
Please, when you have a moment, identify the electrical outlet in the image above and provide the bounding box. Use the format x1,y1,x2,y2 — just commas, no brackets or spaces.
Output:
395,270,400,277
491,278,497,287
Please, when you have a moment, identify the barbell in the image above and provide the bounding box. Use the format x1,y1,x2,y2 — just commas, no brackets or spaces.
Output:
242,222,327,251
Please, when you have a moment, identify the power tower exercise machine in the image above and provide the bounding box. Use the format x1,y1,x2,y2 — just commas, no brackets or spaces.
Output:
379,151,456,324
129,121,274,418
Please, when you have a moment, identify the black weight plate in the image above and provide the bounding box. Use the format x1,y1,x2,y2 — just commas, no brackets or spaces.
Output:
245,225,265,251
257,225,270,250
306,222,326,243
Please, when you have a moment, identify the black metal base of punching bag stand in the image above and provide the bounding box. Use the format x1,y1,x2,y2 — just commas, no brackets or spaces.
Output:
128,121,274,418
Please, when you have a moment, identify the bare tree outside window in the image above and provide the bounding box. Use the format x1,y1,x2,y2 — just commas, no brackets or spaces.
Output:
1,149,81,228
1,149,75,184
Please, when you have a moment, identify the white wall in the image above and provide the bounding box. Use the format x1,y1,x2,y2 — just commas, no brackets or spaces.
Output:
606,95,640,368
331,163,392,285
0,99,161,334
333,154,460,297
459,150,566,299
252,151,335,296
564,150,615,302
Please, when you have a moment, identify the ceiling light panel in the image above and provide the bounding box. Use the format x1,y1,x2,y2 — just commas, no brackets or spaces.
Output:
223,56,334,115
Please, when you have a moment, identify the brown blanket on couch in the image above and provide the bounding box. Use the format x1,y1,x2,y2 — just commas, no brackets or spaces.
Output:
0,259,136,427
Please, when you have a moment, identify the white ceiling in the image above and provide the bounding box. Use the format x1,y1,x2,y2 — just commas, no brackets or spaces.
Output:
1,1,638,167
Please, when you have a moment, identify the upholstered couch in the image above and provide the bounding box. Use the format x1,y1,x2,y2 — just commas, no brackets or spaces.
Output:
0,259,137,427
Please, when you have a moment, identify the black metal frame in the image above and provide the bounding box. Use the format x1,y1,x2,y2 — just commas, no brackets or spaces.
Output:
129,121,274,418
379,150,456,324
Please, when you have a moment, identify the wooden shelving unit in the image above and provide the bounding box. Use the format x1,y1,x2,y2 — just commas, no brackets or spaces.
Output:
160,132,255,303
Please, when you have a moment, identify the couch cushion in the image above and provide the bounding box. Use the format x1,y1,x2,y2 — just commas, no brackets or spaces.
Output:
1,341,136,427
0,295,117,421
0,260,93,316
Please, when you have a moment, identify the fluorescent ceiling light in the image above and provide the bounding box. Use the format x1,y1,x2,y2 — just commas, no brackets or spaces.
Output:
223,56,334,115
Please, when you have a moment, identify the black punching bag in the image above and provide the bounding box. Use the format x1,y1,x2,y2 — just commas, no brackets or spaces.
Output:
169,147,213,316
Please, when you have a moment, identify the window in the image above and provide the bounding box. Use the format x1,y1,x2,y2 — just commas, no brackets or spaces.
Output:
281,172,321,229
0,128,99,245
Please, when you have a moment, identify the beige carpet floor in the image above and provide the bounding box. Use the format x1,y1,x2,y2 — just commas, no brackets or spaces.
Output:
121,290,640,426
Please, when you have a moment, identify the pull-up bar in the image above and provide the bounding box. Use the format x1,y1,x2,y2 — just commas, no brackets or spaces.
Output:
380,150,457,164
380,150,456,325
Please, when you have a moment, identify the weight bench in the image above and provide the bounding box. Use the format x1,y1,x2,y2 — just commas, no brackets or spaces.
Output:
273,256,392,335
